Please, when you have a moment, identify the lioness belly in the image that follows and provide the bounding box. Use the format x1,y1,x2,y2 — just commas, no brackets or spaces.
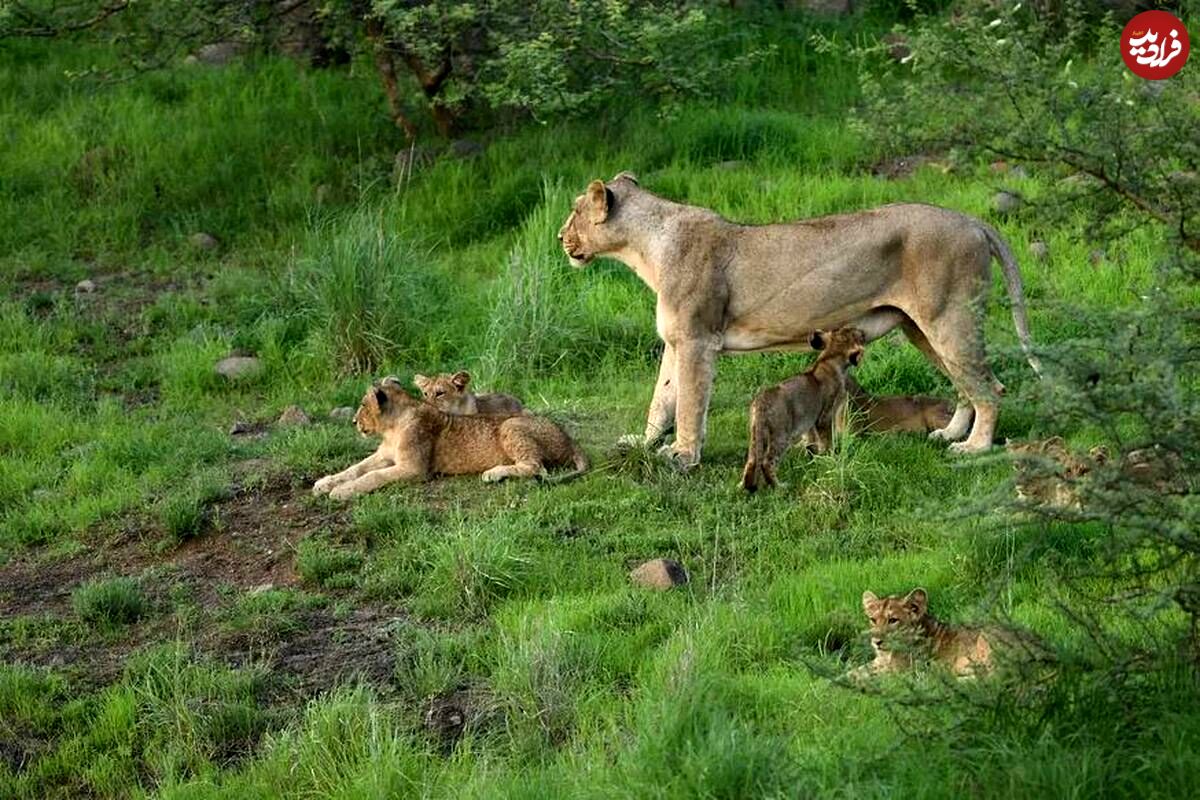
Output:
721,308,904,353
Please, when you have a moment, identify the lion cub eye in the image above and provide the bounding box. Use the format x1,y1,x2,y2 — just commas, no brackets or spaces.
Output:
887,617,899,625
435,390,445,397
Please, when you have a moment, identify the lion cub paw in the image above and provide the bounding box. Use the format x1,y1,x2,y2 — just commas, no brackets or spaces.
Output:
481,467,509,483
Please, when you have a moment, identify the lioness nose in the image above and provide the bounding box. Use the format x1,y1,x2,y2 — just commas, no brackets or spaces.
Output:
872,638,883,647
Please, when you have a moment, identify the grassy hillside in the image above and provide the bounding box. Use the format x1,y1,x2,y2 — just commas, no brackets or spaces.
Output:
1,16,1195,799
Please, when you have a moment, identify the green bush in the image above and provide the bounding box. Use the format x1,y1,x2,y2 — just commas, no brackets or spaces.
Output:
72,576,147,627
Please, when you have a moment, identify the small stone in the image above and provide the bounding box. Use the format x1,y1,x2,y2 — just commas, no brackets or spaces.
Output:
714,160,745,171
249,582,275,595
993,191,1022,215
214,355,263,380
229,420,256,435
1029,241,1049,262
629,558,688,591
277,405,311,427
193,41,244,66
189,232,220,251
74,279,97,294
329,406,355,421
447,139,484,160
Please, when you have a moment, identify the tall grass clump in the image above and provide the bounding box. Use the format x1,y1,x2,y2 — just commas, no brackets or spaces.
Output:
288,210,452,375
72,576,147,628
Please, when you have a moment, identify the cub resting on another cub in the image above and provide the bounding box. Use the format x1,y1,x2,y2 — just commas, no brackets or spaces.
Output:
741,328,865,492
414,371,524,416
313,378,587,500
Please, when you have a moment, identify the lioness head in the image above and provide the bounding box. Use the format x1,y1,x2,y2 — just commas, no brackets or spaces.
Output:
353,376,415,436
862,588,929,667
558,172,639,267
811,327,866,366
414,371,473,413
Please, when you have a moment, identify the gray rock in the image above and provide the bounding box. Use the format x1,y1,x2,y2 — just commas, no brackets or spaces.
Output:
790,0,852,13
714,160,746,171
214,356,263,380
277,405,311,427
229,420,256,435
192,42,245,66
881,32,910,62
329,406,355,421
993,191,1023,215
629,558,688,590
1029,241,1049,262
447,139,484,160
189,232,220,251
74,279,97,294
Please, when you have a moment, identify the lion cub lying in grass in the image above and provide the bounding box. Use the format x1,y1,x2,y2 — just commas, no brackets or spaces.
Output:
846,377,953,434
415,371,524,416
313,377,587,500
854,588,995,679
741,328,865,492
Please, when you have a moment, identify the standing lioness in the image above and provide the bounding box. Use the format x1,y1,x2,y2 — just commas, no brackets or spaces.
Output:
313,378,587,500
559,173,1039,469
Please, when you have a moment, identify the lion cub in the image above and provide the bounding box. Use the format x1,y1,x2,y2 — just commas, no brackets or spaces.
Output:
846,377,953,434
1007,437,1185,510
741,328,865,492
313,377,587,500
856,588,995,678
414,371,524,416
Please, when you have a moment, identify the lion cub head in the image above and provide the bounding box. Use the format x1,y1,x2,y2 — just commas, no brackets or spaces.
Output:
811,327,866,367
559,172,639,267
353,377,415,436
414,371,473,413
862,588,929,671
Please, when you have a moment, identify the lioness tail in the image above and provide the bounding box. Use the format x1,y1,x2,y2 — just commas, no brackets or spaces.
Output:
980,222,1041,376
741,402,769,492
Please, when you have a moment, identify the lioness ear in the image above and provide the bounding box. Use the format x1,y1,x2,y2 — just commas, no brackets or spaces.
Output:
810,331,827,351
904,588,928,616
451,371,471,390
414,374,430,391
862,590,880,614
586,180,610,224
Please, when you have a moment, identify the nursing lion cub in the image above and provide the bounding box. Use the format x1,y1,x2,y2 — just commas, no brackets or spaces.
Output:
855,588,995,678
414,371,524,416
741,328,865,492
313,378,587,500
846,377,953,434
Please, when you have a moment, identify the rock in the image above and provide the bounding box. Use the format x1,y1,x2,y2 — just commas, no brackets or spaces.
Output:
1029,241,1049,262
229,420,256,435
1062,172,1098,190
192,42,245,66
249,582,276,595
1010,165,1030,179
790,0,852,13
277,405,311,426
74,279,97,295
329,406,355,421
881,32,910,62
993,191,1022,215
214,356,263,380
714,160,746,171
447,139,484,160
189,232,220,251
629,558,688,591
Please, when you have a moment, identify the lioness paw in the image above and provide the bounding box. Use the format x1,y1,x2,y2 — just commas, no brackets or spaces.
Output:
329,483,359,501
949,439,992,455
616,433,646,450
656,444,699,472
312,476,336,496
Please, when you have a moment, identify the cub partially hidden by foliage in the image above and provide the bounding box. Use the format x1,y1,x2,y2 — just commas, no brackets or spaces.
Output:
313,378,587,499
414,371,525,416
846,377,953,434
741,328,865,492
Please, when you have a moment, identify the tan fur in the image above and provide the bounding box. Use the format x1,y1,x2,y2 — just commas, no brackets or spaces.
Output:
741,328,865,492
846,376,953,434
414,371,524,416
313,378,587,500
856,589,994,678
1007,437,1185,510
560,172,1039,469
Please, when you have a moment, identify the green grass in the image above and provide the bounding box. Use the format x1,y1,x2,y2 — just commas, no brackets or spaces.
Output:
1,13,1196,800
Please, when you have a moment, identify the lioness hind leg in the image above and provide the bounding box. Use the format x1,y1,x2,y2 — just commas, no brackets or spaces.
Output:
921,310,1000,454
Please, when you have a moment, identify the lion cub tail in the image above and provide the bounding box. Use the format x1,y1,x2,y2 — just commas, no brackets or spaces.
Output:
741,402,770,493
545,439,590,484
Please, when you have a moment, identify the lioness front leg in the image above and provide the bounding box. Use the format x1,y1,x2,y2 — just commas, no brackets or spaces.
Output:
658,336,719,469
328,464,426,500
313,453,391,496
619,343,676,449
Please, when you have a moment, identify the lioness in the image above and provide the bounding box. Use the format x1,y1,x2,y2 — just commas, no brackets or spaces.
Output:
313,378,587,500
846,376,953,434
414,371,524,416
741,328,865,492
559,173,1039,468
856,588,994,678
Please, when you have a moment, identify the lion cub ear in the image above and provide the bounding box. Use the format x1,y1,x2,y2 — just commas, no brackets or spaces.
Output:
373,387,389,408
904,588,928,616
862,590,880,614
611,170,639,185
413,374,431,391
451,371,471,390
586,180,610,224
849,348,863,367
810,331,827,351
